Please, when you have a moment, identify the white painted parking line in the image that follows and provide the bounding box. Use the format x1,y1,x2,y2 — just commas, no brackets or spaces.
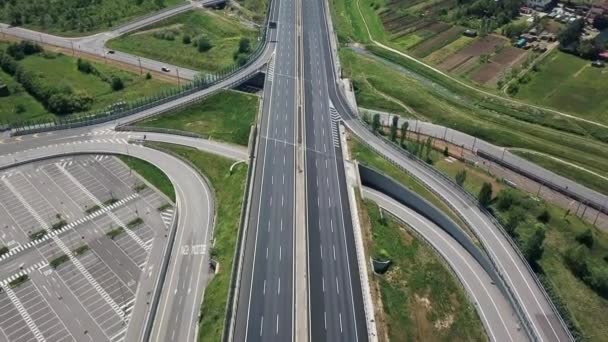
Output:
57,165,149,251
4,287,45,342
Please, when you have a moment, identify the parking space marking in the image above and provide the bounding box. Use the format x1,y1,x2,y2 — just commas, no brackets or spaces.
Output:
0,194,140,263
0,261,47,287
57,165,149,251
4,287,45,342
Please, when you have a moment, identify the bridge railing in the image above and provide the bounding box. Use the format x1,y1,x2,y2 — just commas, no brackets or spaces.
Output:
9,15,271,136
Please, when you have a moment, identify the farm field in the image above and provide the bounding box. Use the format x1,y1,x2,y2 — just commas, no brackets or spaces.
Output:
0,43,170,123
0,0,186,36
515,50,608,124
107,9,258,73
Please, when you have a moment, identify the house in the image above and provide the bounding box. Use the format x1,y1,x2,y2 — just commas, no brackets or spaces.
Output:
526,0,551,10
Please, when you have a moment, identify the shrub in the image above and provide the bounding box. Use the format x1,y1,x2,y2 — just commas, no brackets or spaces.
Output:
521,223,546,267
6,41,43,60
564,245,590,278
77,58,95,74
238,37,251,54
455,169,467,186
145,72,152,80
198,36,212,52
182,34,191,44
14,103,25,114
537,209,551,224
111,76,124,91
443,146,449,157
496,189,519,210
575,229,594,248
478,182,493,208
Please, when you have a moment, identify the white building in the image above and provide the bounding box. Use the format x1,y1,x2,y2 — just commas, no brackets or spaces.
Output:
526,0,552,10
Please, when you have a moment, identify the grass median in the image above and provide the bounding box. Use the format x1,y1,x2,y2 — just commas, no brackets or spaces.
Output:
134,90,258,146
117,156,175,202
358,197,486,341
145,142,247,342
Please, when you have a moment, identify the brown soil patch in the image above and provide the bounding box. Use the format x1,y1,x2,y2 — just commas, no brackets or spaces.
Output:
411,26,464,58
492,46,527,66
470,62,502,84
439,35,506,71
426,22,451,34
412,294,433,341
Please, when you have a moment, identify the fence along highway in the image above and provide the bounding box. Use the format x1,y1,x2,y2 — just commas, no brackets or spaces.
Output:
232,0,298,339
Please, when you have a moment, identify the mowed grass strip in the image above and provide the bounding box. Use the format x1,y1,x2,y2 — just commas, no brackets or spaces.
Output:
424,35,475,65
107,10,257,73
135,90,258,146
515,50,608,124
360,199,486,341
117,156,176,202
146,143,247,342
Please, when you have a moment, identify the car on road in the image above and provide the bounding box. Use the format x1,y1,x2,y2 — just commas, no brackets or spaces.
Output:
161,66,171,72
106,50,115,54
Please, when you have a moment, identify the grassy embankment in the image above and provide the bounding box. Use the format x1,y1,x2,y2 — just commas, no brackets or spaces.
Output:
0,0,186,36
107,9,258,73
359,197,486,341
135,90,258,146
425,140,608,340
117,156,176,202
144,143,246,342
340,48,608,195
0,43,170,123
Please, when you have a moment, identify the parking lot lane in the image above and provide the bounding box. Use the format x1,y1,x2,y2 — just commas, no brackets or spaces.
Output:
0,290,37,342
32,270,107,341
88,239,141,290
12,280,75,341
0,203,24,248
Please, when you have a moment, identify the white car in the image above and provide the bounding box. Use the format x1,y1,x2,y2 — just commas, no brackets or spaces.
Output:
161,66,171,72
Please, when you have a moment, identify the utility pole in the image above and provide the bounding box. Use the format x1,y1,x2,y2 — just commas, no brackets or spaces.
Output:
70,41,75,56
138,58,143,75
176,68,181,87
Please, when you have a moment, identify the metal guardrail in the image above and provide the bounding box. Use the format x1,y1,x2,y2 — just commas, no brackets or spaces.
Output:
350,120,574,341
10,16,272,136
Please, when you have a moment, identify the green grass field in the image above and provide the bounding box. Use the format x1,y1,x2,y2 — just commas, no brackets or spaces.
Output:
360,199,486,341
117,156,176,202
341,48,608,193
0,47,171,123
515,51,608,125
107,10,258,73
441,151,608,340
146,143,247,342
232,0,269,23
0,0,185,36
135,90,258,145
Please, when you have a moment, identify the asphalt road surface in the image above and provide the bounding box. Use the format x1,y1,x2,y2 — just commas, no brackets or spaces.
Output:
232,0,297,339
362,187,528,342
301,0,369,340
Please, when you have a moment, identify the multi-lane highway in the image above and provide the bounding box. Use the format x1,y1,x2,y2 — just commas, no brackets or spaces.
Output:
302,0,368,340
232,0,298,339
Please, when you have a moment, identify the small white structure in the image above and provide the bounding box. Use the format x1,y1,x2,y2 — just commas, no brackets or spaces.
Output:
526,0,552,10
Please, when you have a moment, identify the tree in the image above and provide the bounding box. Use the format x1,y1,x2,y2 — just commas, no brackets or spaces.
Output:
145,72,152,80
576,229,594,248
522,223,546,267
496,189,519,210
504,207,525,236
182,34,191,44
478,182,493,208
537,209,551,224
372,114,381,133
425,137,433,161
577,39,600,60
111,77,124,91
593,15,608,31
239,37,251,54
558,19,584,49
198,36,212,52
390,116,398,142
455,169,467,187
362,111,371,124
564,245,590,278
77,58,95,74
400,121,409,146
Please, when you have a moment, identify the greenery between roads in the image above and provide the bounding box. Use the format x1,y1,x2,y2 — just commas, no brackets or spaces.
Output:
0,41,171,123
341,48,608,194
106,226,125,240
0,0,186,36
107,9,258,73
0,246,8,256
436,148,608,340
359,198,486,341
118,155,176,202
146,142,247,342
135,90,258,146
8,274,28,288
347,135,472,237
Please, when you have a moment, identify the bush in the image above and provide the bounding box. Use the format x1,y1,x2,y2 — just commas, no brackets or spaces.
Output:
564,245,590,278
197,36,212,52
76,58,95,74
235,53,248,66
47,91,93,115
111,76,124,91
14,103,25,114
182,34,191,44
496,189,519,210
478,182,493,208
238,37,251,54
537,209,551,224
146,72,152,80
455,169,467,186
575,229,594,248
6,41,43,60
521,223,545,267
